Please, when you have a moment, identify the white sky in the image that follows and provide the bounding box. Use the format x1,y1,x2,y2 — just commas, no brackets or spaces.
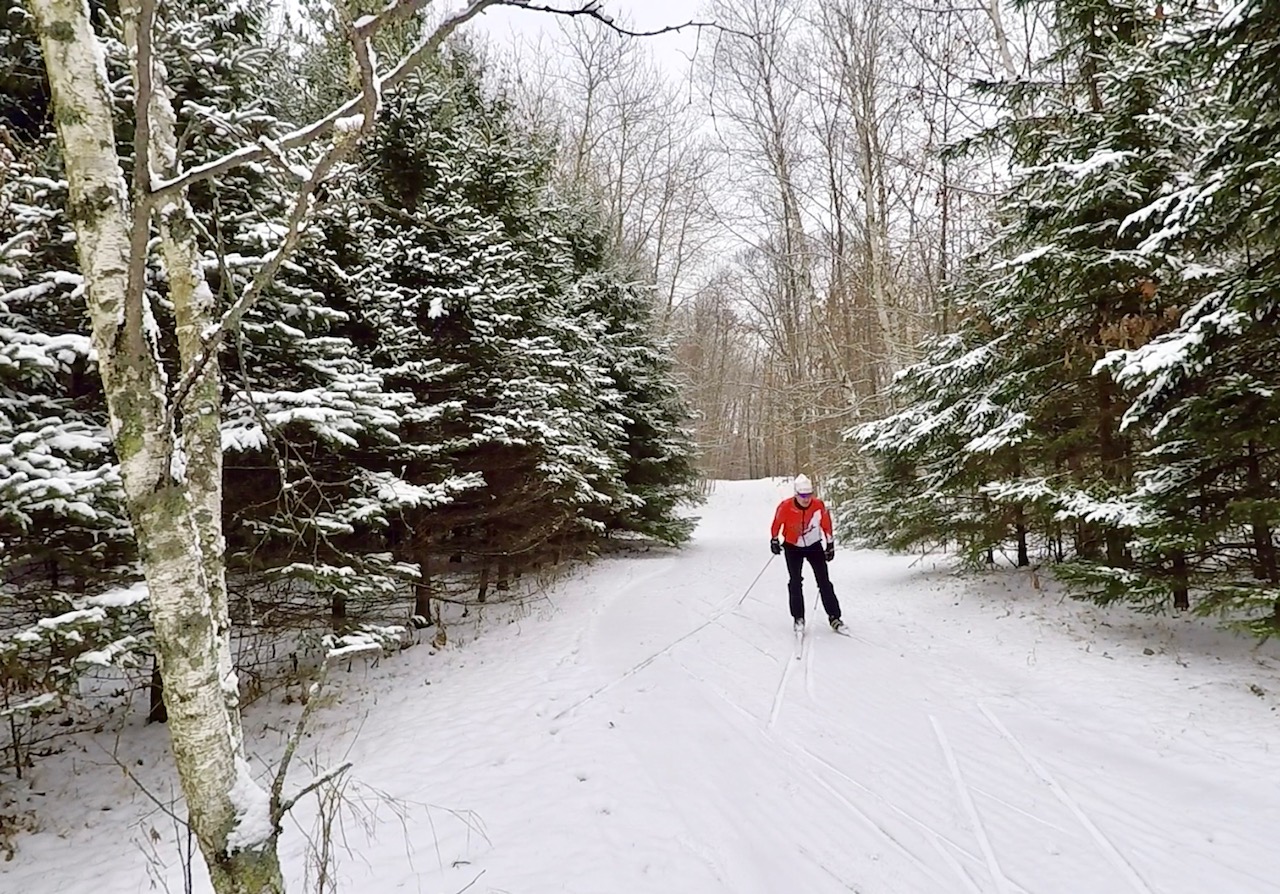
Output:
466,0,708,77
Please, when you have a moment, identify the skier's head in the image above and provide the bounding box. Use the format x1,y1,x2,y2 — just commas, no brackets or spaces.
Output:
793,474,813,503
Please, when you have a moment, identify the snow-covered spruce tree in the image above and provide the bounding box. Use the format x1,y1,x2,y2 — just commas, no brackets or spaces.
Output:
1,8,135,596
347,51,611,607
0,144,149,771
172,6,438,639
1087,1,1280,631
566,238,702,547
220,181,432,635
1,2,154,770
846,0,1196,575
339,45,701,620
837,296,1040,567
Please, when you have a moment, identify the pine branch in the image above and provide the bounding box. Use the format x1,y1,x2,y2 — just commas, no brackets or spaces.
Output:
165,132,356,446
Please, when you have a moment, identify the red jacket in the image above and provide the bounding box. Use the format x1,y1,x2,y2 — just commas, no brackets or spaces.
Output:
771,497,832,548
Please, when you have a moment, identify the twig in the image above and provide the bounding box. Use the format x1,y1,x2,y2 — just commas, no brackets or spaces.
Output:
277,760,355,817
94,739,190,829
456,870,486,893
269,667,329,823
500,0,720,37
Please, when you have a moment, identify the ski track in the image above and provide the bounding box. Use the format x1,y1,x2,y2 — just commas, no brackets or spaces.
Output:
789,737,990,870
931,715,1014,894
550,563,745,721
799,844,862,892
767,644,795,728
666,639,963,892
978,702,1156,894
804,626,816,700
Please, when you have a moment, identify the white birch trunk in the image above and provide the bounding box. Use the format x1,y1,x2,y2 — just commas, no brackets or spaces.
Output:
29,1,279,891
131,13,243,749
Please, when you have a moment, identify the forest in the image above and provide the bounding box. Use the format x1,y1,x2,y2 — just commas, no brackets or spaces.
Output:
3,0,1279,892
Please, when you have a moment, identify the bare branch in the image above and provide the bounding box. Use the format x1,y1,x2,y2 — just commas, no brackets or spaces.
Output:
167,127,358,427
498,0,720,37
349,23,381,138
276,761,355,819
270,671,328,822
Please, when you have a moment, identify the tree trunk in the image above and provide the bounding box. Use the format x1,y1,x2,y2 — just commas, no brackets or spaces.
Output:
139,24,242,746
30,2,282,890
1012,453,1029,566
414,557,433,622
1097,375,1128,567
1171,550,1189,611
1246,442,1278,583
148,658,168,724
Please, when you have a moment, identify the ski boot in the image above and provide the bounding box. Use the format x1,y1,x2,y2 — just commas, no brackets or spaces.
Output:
829,616,845,632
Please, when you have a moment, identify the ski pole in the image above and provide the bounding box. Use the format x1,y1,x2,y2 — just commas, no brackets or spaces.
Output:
736,553,777,607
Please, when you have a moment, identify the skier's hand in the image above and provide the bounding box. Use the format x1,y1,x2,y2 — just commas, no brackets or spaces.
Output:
824,542,835,562
770,538,781,556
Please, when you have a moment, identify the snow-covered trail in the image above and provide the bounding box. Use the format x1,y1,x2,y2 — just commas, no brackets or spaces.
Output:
8,479,1279,894
284,478,1279,894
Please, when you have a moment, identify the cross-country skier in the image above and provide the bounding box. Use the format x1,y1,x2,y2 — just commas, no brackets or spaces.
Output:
770,474,844,633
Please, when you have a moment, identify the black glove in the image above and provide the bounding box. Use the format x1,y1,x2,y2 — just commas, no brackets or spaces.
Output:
824,542,835,562
770,538,781,555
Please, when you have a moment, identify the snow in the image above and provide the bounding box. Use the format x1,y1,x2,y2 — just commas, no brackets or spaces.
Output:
225,758,274,854
0,693,58,720
86,583,149,609
1041,149,1135,181
334,114,365,134
2,480,1279,893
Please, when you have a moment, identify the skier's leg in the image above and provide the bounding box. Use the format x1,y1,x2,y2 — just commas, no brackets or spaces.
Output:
807,547,842,621
784,545,806,621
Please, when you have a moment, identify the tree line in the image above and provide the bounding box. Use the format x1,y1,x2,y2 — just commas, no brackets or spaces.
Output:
1,0,698,812
844,0,1280,637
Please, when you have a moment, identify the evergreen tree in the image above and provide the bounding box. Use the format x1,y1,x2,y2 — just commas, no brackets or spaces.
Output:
1,3,148,752
1085,1,1280,630
844,0,1196,579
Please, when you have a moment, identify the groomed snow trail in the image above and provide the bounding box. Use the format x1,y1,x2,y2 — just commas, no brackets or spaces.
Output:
280,479,1280,894
15,479,1278,894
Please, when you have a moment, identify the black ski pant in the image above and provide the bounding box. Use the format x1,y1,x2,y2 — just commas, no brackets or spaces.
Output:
783,542,841,622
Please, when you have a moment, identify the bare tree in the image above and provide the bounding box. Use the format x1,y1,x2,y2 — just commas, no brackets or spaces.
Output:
507,19,723,317
685,0,1042,479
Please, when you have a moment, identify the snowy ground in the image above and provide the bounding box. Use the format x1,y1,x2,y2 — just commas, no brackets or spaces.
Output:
3,478,1280,893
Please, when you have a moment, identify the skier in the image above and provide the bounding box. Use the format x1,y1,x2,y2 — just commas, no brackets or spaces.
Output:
770,474,844,633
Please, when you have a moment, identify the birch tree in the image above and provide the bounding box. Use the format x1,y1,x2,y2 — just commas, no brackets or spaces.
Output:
22,0,708,891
